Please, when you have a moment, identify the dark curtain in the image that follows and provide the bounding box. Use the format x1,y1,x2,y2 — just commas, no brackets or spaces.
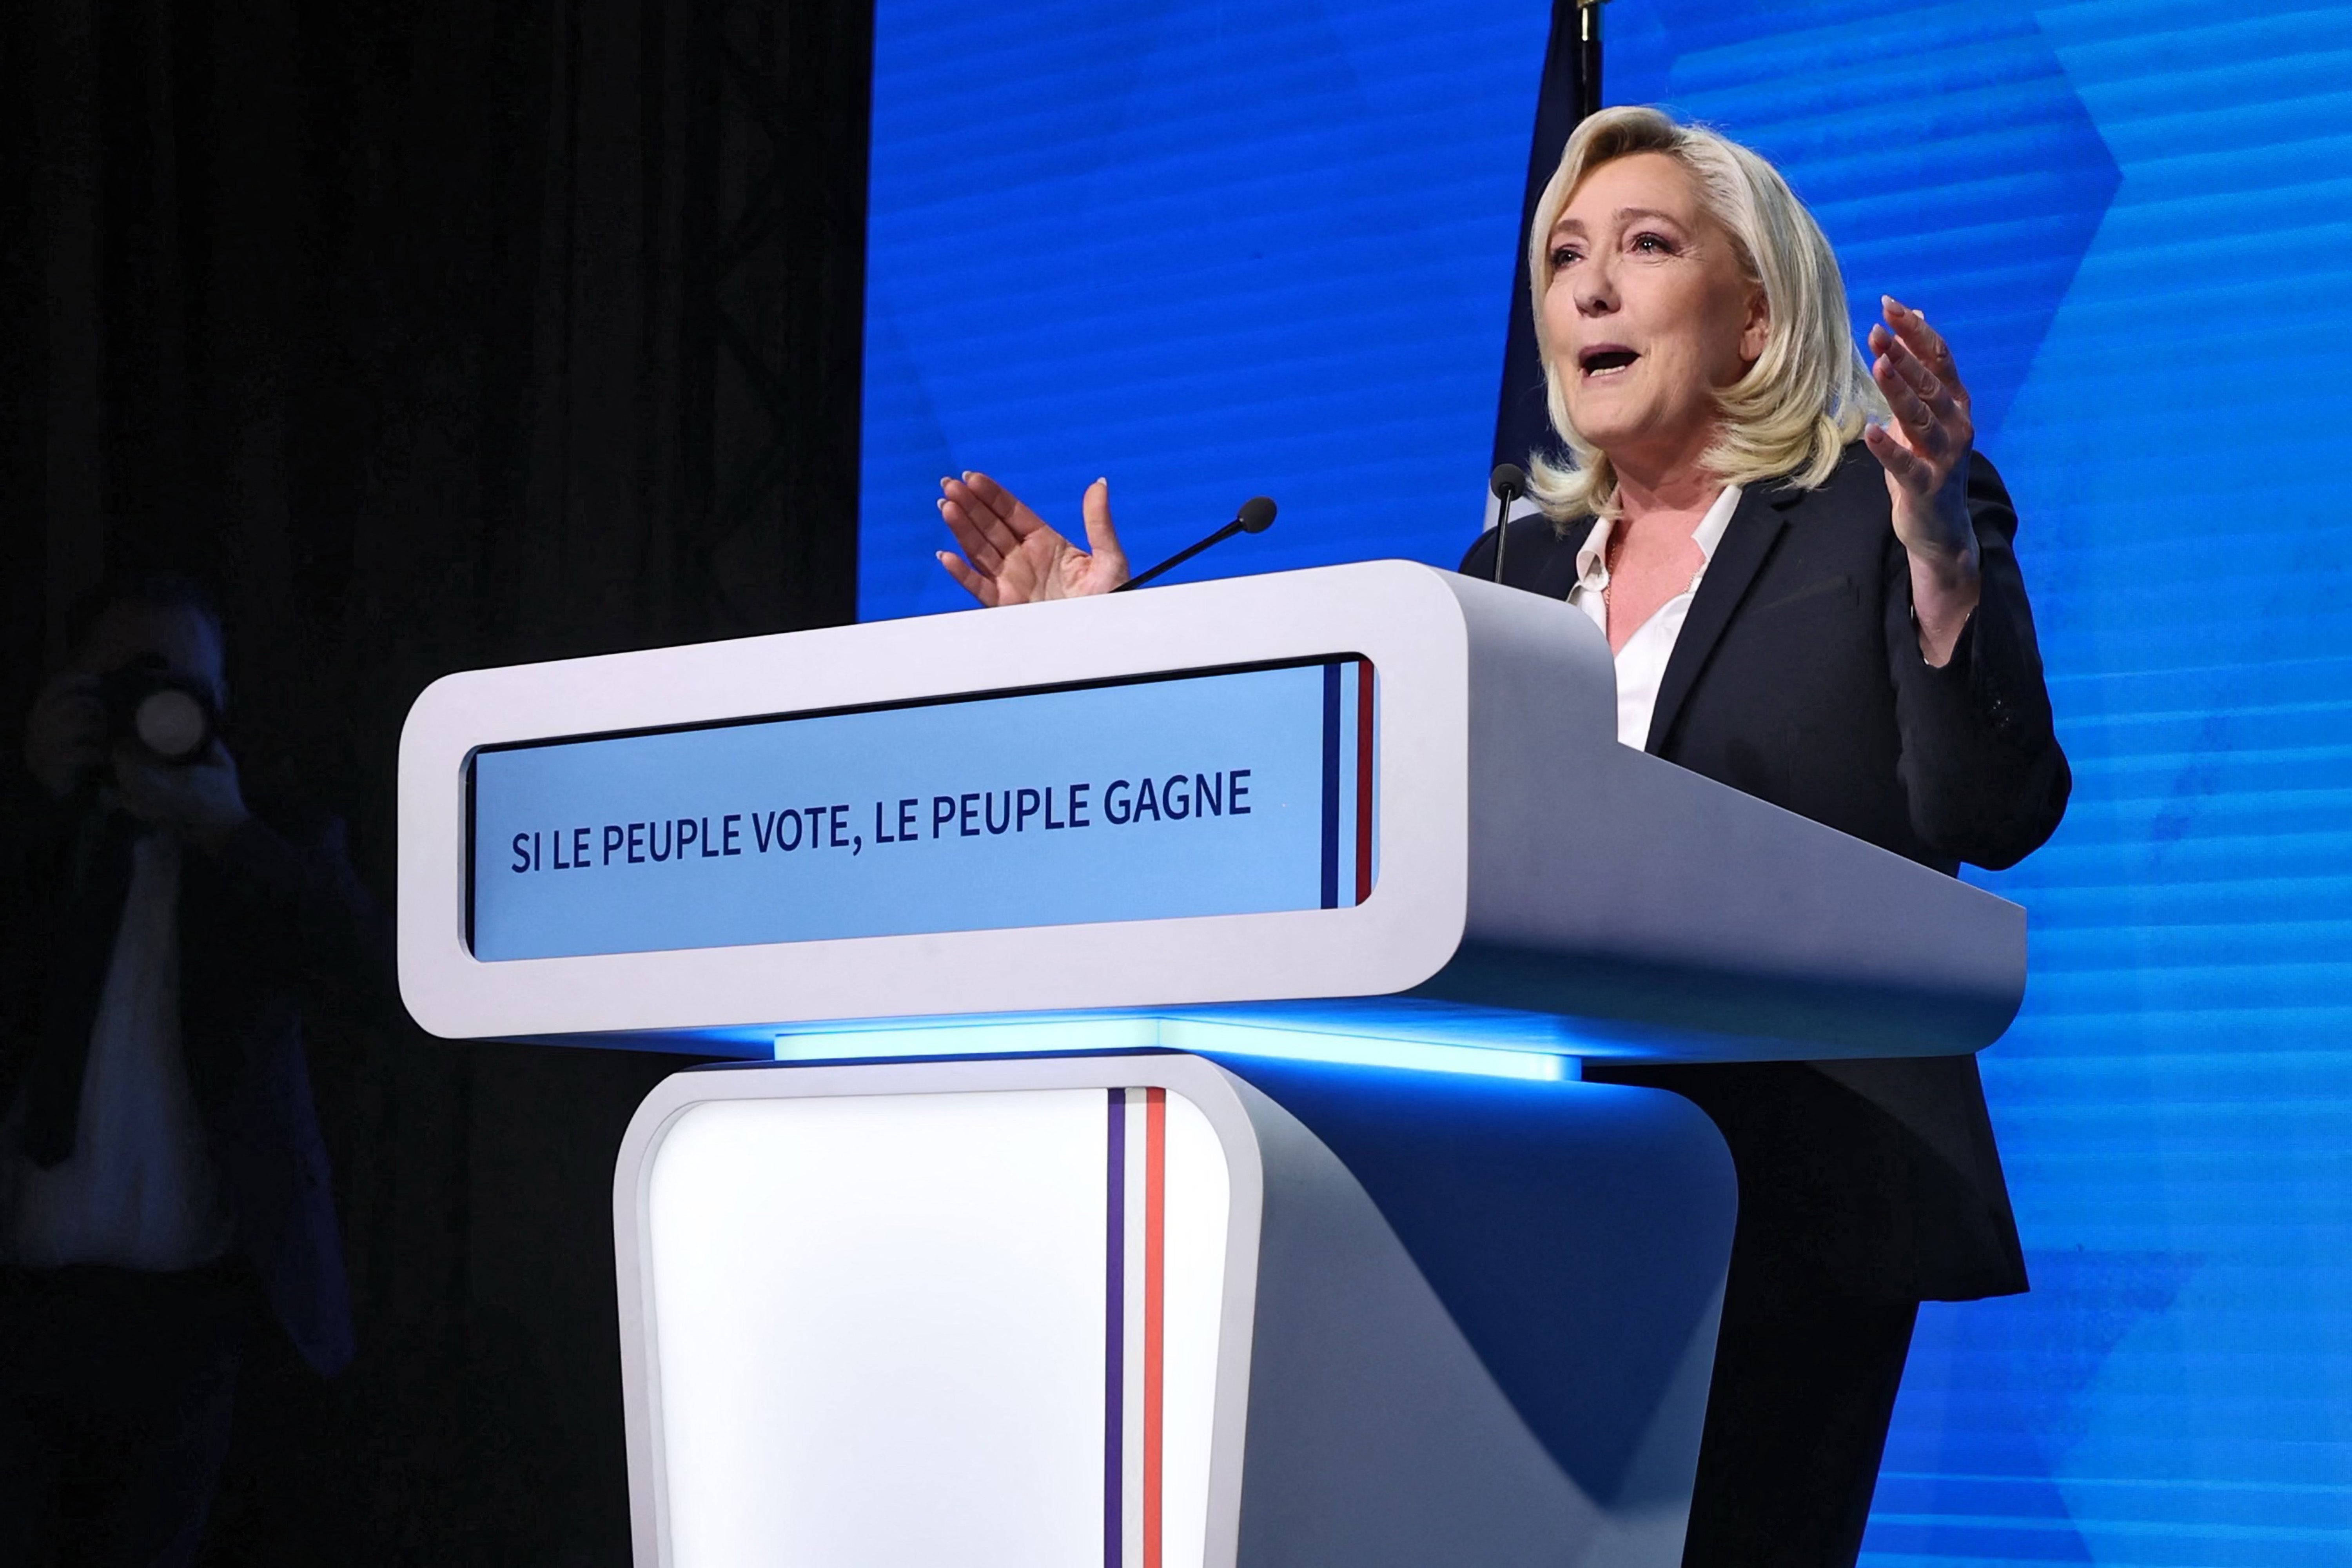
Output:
0,0,870,1558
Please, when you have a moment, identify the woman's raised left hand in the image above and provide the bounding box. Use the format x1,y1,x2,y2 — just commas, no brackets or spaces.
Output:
1864,296,1980,665
936,472,1129,606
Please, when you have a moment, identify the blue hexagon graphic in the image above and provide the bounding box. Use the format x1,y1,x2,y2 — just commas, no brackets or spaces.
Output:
1608,0,2122,444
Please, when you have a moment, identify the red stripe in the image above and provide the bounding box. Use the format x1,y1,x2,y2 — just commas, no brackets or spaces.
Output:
1355,659,1374,902
1143,1087,1166,1568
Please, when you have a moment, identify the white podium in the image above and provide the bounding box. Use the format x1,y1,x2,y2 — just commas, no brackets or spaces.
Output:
397,563,2027,1567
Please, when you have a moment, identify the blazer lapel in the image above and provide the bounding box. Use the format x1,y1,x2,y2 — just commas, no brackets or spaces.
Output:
1642,482,1800,755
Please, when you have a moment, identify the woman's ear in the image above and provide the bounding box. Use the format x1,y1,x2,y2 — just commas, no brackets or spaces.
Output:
1739,284,1771,365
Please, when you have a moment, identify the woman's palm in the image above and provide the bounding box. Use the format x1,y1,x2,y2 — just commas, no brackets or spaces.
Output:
937,473,1129,606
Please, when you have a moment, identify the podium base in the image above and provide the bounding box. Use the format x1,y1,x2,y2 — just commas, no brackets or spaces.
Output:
614,1048,1735,1568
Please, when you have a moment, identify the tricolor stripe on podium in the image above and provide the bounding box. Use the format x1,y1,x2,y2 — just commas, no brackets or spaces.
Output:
1105,1087,1167,1568
1320,658,1376,909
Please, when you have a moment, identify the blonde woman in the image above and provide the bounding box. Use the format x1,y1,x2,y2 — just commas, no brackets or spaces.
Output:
938,106,2069,1568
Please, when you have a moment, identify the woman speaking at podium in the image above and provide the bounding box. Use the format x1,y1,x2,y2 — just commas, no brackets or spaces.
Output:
935,107,2069,1568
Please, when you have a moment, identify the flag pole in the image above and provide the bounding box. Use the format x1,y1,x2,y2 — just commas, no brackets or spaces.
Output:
1489,0,1608,477
1577,0,1606,122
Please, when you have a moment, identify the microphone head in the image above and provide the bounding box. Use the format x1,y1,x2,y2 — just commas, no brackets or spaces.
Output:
1490,463,1528,501
1235,496,1278,534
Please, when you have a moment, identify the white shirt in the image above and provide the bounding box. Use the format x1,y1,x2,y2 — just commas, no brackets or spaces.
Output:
0,831,236,1271
1567,483,1744,750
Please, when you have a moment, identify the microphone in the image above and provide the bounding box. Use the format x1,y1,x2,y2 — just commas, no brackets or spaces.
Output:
1488,464,1528,583
1112,496,1278,592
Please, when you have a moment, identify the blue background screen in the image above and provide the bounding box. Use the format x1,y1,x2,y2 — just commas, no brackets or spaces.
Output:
860,1,2352,1559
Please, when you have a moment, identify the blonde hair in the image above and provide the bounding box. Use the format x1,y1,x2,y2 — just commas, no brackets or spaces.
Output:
1523,105,1883,524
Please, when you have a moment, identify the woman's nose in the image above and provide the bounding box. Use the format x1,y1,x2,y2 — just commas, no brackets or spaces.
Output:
1576,255,1617,314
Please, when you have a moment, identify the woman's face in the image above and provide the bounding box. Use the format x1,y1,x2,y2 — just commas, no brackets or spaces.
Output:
1541,152,1768,479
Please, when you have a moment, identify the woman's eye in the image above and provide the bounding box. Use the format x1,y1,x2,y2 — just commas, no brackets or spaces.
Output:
1549,245,1581,269
1631,232,1675,255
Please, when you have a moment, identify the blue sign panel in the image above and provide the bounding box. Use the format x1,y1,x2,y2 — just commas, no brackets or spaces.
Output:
469,659,1374,961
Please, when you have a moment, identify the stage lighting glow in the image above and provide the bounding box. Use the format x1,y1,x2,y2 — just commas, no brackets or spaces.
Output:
775,1015,1569,1082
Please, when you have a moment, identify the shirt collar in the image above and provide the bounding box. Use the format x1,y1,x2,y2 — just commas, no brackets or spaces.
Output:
1573,482,1746,589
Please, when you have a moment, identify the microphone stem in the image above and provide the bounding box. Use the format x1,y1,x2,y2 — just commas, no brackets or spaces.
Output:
1113,520,1243,593
1494,488,1524,583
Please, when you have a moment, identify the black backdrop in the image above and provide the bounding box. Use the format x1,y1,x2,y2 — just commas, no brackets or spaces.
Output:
0,0,871,1557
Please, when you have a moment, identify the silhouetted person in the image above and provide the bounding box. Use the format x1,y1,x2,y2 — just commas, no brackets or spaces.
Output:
0,572,386,1567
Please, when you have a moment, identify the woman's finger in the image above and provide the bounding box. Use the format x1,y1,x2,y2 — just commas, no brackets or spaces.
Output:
936,477,1004,556
1918,320,1965,403
1078,479,1125,572
941,476,1025,562
936,549,997,606
959,471,1055,545
1920,339,1971,421
1871,352,1943,450
1872,322,1955,414
1882,296,1941,364
942,473,1016,540
938,496,1009,574
960,470,1025,522
1869,345,1958,469
1882,297,1971,414
1863,419,1928,491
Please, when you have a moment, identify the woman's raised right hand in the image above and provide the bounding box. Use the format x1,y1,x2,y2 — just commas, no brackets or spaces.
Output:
936,472,1130,605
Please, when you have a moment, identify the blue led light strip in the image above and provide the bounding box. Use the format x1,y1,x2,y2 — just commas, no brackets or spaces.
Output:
775,1016,1569,1082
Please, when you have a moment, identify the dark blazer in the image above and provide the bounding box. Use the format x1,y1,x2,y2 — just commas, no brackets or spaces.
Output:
1459,443,2070,1303
0,789,388,1373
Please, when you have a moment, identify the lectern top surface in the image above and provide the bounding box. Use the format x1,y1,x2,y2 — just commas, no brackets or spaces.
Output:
399,562,2025,1062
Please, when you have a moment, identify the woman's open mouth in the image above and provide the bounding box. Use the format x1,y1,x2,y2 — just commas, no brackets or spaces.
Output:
1579,346,1640,379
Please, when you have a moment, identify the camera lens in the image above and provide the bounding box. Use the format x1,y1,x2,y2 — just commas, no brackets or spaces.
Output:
133,687,211,762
